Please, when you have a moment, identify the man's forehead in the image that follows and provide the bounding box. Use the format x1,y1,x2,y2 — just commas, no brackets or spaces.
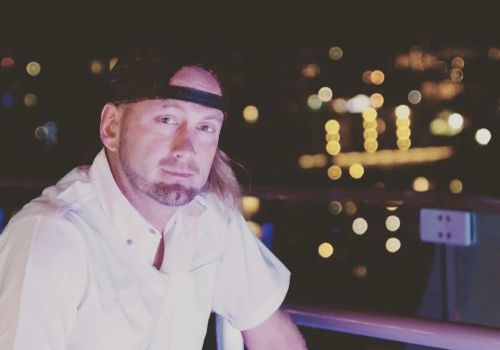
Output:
169,66,223,97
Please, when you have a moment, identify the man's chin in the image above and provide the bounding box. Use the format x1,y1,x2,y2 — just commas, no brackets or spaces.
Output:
147,183,199,206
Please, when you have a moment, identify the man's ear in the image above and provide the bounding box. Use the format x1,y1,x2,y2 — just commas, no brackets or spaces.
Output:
100,103,122,152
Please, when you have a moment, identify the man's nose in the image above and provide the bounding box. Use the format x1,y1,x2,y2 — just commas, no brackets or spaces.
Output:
171,124,195,157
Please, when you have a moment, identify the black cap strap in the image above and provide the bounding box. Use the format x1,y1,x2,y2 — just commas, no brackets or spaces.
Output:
164,85,224,111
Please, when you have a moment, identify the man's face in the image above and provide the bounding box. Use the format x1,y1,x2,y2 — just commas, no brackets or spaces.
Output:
116,66,224,206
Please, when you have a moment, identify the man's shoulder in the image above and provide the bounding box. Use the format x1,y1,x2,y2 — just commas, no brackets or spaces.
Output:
7,165,98,229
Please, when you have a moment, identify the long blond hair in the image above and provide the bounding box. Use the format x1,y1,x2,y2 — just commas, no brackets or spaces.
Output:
206,148,242,209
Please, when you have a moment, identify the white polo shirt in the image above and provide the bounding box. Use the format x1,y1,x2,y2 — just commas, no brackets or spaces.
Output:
0,150,290,350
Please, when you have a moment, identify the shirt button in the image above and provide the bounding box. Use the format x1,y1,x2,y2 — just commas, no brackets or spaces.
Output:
126,239,133,245
149,228,157,235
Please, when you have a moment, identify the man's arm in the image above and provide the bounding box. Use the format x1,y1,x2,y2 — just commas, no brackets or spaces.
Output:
242,309,307,350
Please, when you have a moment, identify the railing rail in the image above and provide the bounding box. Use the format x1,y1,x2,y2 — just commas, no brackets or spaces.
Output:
4,180,500,215
286,305,500,350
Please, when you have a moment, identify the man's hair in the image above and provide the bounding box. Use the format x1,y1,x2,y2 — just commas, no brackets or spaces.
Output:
207,149,242,209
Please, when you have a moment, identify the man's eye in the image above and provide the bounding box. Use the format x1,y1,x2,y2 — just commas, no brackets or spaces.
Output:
199,124,216,133
159,116,176,124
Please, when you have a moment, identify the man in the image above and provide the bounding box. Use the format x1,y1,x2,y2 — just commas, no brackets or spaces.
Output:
0,54,307,349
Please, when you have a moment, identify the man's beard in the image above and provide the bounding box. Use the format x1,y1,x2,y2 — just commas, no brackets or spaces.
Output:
120,153,201,206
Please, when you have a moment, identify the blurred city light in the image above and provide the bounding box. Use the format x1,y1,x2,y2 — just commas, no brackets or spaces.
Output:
408,90,422,104
370,70,385,85
318,242,334,258
23,93,38,107
385,215,401,232
318,87,333,102
327,165,342,180
307,94,322,110
328,201,343,215
352,217,368,235
370,93,384,108
413,177,430,192
386,237,402,253
328,46,343,60
242,196,260,218
26,61,41,76
475,128,492,145
449,179,464,194
243,105,259,124
349,163,364,179
302,64,320,78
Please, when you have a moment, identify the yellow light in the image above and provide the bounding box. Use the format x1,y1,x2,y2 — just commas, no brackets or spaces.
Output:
448,113,464,129
395,104,411,119
362,70,372,84
328,46,343,60
430,118,448,135
451,57,465,69
23,93,38,107
26,61,41,76
318,87,333,102
327,165,342,180
386,206,398,211
370,70,385,85
413,176,430,192
109,57,119,71
362,107,377,121
302,64,320,78
475,128,492,145
408,90,422,104
326,133,340,142
450,69,464,82
298,155,314,169
385,215,401,232
349,163,364,179
396,128,411,139
90,59,105,74
370,93,384,108
242,196,260,218
318,242,334,258
325,119,340,133
326,141,341,155
364,140,378,152
353,265,368,278
397,138,411,150
247,221,262,238
363,120,377,129
344,201,358,215
363,129,378,139
308,94,322,110
331,98,348,113
449,179,463,194
386,237,401,253
396,117,411,128
328,201,343,215
243,105,259,124
313,154,328,167
352,217,368,235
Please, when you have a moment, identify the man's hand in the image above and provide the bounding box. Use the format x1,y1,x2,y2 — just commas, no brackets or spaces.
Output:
242,309,307,350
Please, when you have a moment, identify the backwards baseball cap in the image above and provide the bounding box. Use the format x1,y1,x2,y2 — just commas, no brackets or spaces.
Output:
108,53,226,112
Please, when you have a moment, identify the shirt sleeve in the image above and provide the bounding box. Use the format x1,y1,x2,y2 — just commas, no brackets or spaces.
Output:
0,216,87,350
212,210,290,331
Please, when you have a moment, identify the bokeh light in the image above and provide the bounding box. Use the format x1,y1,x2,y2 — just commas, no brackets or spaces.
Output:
408,90,422,104
90,59,105,74
23,93,38,107
328,46,343,60
0,57,15,70
395,105,411,119
370,70,385,85
413,176,430,192
327,165,342,180
318,87,333,102
349,163,364,179
328,201,343,215
344,201,358,215
325,119,340,133
475,128,492,145
243,105,259,124
352,217,368,235
449,179,463,194
385,215,401,232
26,61,41,76
370,93,384,108
242,196,260,218
386,237,401,253
318,242,334,258
307,94,322,110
